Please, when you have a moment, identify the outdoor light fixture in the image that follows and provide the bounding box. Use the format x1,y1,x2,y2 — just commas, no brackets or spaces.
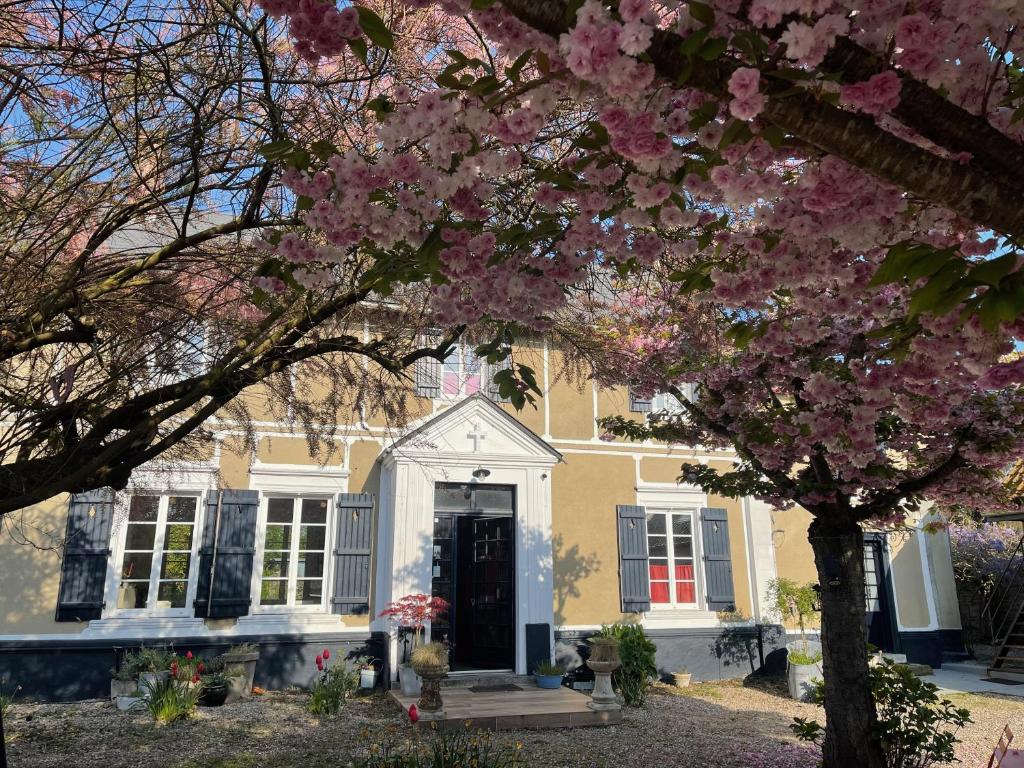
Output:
472,466,491,480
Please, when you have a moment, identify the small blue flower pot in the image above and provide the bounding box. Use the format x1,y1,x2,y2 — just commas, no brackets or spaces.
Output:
534,673,563,689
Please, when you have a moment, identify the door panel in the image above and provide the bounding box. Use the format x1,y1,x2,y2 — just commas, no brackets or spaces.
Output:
465,516,515,668
430,483,516,670
864,538,896,652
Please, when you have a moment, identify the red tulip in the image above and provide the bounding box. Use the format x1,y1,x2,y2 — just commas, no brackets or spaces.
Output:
192,673,200,683
316,656,324,671
197,661,205,673
322,648,330,660
408,704,419,723
186,651,193,660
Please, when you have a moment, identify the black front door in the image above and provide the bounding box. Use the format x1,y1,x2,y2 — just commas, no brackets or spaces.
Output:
430,483,516,670
864,537,897,653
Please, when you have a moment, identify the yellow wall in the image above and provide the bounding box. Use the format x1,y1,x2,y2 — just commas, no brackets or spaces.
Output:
550,453,636,625
0,495,84,636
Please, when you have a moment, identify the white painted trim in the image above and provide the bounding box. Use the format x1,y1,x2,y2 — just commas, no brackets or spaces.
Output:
248,462,349,494
591,384,599,440
542,340,552,441
915,526,940,632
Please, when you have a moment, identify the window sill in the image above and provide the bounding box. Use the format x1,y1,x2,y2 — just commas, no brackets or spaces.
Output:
641,608,720,629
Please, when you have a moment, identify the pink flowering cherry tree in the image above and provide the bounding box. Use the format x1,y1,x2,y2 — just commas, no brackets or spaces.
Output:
253,1,1024,766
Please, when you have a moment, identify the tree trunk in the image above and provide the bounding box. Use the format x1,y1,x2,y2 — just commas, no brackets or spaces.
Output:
808,516,886,768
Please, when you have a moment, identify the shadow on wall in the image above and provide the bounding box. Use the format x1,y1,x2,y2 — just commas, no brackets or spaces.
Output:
552,533,600,627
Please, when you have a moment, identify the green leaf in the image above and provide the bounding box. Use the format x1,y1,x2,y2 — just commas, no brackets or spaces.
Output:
908,260,966,316
968,252,1018,287
505,49,533,82
688,1,715,26
257,139,296,161
348,37,368,65
565,0,586,25
355,6,394,49
760,124,786,149
678,27,709,57
698,37,728,61
470,74,501,96
365,96,393,119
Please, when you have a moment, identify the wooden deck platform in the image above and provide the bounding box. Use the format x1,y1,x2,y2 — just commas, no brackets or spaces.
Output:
389,684,622,730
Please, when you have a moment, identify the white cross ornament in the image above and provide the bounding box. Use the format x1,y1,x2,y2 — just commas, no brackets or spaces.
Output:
467,422,487,452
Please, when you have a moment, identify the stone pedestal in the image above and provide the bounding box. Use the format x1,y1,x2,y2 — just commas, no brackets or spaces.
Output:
587,659,621,711
414,664,449,718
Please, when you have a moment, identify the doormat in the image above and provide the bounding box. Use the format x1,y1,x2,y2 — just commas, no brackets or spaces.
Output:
987,678,1024,685
468,684,523,693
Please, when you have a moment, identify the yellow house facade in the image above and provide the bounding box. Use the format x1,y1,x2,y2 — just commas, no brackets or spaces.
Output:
0,339,963,699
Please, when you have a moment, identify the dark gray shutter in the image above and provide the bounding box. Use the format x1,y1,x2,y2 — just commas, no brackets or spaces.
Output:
415,332,442,398
331,493,374,615
616,504,651,612
55,490,115,621
194,489,259,619
629,388,652,413
484,353,511,403
700,507,735,611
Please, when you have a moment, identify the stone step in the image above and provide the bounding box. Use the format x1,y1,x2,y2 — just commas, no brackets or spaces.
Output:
941,661,990,676
903,663,934,677
882,652,908,664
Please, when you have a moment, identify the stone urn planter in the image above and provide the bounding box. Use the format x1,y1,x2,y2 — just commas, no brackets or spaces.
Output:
412,663,449,720
110,678,138,700
586,637,622,712
221,646,260,703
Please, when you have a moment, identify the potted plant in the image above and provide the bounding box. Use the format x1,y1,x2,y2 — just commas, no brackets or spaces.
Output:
409,641,449,718
672,667,692,688
110,651,142,699
136,647,173,696
356,657,379,691
198,672,230,707
221,643,260,702
377,593,450,698
767,578,823,701
534,661,564,689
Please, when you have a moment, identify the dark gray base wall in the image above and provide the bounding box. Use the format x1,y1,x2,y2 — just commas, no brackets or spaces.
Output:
897,629,965,668
555,624,787,682
0,632,386,702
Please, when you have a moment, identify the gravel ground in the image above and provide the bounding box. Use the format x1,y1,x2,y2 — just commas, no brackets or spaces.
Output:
4,678,1022,767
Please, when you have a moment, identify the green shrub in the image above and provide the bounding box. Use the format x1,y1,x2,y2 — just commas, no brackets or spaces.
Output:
792,659,971,768
357,730,520,768
595,623,657,707
138,676,200,724
767,578,819,653
113,646,174,680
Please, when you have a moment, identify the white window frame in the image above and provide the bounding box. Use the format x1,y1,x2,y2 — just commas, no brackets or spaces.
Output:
251,493,334,615
439,341,484,399
645,507,701,610
107,492,204,619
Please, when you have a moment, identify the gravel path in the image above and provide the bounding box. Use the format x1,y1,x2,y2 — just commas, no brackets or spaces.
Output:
4,679,1022,767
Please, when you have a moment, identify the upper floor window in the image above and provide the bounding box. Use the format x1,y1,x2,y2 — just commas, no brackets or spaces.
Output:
415,337,509,401
115,494,200,614
646,508,697,606
629,387,695,415
255,496,330,610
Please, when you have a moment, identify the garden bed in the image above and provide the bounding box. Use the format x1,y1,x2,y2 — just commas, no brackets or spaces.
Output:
4,679,1023,767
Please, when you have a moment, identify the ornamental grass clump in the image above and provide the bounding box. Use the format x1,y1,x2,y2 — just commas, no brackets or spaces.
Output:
409,642,448,671
138,676,200,724
356,729,521,768
308,648,359,715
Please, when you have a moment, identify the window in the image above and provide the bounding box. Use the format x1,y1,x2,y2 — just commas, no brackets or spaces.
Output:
629,388,652,413
257,496,330,609
116,494,200,613
646,509,697,606
442,343,481,397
